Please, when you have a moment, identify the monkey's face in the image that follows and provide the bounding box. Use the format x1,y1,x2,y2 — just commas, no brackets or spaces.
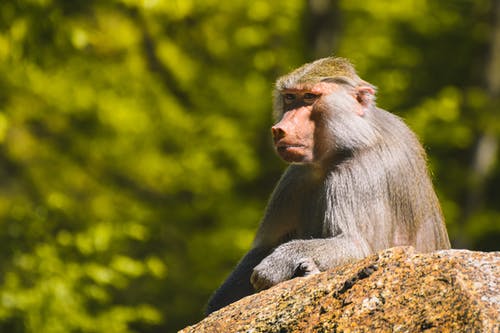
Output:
271,83,342,164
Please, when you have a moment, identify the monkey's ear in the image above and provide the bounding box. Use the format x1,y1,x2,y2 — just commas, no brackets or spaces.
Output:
354,85,376,116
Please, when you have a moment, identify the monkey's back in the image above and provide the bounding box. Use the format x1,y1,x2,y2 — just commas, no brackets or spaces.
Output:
321,108,450,253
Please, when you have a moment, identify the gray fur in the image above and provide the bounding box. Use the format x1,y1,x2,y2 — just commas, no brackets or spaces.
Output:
206,58,450,314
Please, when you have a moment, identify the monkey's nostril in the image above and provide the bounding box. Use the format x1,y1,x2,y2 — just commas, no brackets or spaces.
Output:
271,126,285,140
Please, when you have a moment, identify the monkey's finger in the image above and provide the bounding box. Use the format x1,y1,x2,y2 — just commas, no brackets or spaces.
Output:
250,271,270,292
295,258,320,277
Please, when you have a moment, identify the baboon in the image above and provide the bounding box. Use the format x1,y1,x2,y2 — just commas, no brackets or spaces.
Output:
206,57,450,314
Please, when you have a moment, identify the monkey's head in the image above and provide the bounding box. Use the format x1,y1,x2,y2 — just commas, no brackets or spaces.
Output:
272,57,379,166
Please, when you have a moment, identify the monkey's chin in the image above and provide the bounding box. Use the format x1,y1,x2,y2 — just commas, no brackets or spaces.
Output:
276,146,312,164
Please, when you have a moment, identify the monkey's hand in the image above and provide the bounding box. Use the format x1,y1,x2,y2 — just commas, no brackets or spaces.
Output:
250,243,320,292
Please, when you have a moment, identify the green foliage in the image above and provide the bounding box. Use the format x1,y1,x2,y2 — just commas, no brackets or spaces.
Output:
0,0,498,332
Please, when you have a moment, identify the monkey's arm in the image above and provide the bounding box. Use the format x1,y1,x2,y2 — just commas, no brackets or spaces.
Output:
251,235,369,291
206,246,271,314
252,165,308,247
206,167,305,314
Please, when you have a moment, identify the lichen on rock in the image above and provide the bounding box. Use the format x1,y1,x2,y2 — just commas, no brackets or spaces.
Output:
180,247,500,333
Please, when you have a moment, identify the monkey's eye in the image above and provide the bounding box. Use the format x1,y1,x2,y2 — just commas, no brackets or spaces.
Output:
283,93,296,104
303,93,320,104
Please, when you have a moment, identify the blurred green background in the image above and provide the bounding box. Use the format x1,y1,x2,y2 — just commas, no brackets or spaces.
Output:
0,0,499,332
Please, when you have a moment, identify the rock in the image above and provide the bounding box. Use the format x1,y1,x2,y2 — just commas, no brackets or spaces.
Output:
180,247,500,333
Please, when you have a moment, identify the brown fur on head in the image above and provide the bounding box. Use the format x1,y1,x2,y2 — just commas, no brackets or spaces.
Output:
273,57,374,120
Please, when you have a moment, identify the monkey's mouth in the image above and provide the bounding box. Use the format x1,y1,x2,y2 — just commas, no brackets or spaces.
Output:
276,143,306,153
275,143,310,163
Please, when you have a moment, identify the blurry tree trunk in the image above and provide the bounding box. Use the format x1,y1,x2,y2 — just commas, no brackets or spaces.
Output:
486,1,500,101
303,0,341,59
457,0,500,249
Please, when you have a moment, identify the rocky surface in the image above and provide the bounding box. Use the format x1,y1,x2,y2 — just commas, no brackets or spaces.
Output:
180,247,500,333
